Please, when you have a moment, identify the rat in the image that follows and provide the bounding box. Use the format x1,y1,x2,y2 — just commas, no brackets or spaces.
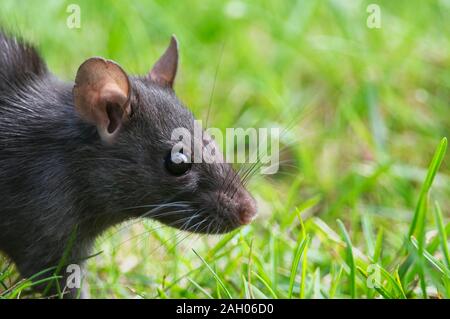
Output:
0,31,257,298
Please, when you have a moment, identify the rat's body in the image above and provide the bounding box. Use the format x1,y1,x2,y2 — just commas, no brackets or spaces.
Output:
0,32,256,298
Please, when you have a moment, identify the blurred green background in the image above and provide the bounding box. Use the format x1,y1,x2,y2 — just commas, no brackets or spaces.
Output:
0,0,449,298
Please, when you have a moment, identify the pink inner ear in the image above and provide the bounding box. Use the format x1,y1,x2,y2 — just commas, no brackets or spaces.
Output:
106,102,123,134
149,36,179,87
73,57,131,144
100,83,130,111
98,83,131,133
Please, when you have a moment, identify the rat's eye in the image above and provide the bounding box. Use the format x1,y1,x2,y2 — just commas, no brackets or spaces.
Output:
165,151,192,176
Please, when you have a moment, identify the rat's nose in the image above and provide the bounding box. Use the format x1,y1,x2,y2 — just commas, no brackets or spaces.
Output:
237,193,257,225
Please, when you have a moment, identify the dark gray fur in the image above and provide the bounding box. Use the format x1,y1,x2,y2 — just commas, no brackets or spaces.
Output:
0,32,255,298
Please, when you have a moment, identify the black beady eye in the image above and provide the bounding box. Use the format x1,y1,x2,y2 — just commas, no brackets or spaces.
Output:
165,150,192,176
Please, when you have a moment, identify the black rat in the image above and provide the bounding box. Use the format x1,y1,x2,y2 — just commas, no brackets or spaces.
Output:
0,32,257,298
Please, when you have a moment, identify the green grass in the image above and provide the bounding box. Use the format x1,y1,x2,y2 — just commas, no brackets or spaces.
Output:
0,0,449,298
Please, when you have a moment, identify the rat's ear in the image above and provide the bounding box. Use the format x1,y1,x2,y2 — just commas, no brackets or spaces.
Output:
73,57,131,144
148,35,178,88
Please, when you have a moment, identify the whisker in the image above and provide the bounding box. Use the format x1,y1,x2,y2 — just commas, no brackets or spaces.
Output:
122,202,191,211
205,41,225,129
101,208,195,245
126,214,201,252
111,223,168,249
168,218,208,251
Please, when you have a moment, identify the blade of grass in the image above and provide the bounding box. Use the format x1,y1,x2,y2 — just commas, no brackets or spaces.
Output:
416,193,429,298
433,201,450,268
192,249,232,298
377,265,407,298
299,237,309,299
399,137,447,292
373,228,384,263
295,207,307,239
43,226,79,297
247,238,255,299
312,268,321,298
337,219,356,298
410,237,450,278
357,266,394,299
242,276,251,299
288,235,310,298
187,278,213,299
362,213,375,258
206,230,240,259
329,265,343,298
252,271,278,298
247,283,269,299
393,267,407,299
407,137,447,238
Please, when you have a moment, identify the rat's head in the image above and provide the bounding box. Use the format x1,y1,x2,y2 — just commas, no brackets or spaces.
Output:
73,36,257,234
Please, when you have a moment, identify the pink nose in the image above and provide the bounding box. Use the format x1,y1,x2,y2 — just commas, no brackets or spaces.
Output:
238,194,257,225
